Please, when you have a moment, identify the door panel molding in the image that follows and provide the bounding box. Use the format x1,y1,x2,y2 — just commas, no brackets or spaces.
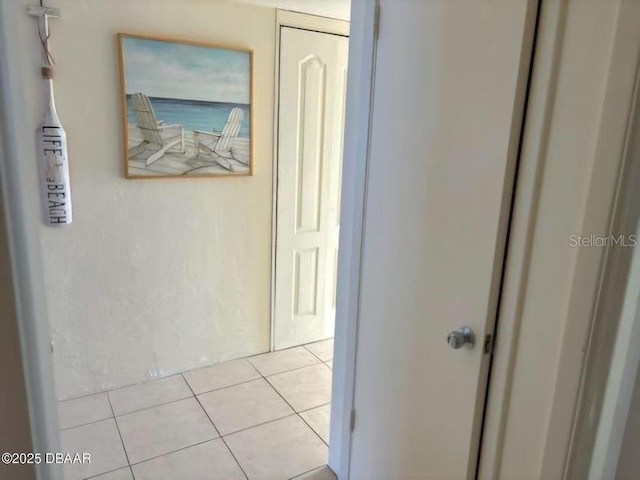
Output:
293,247,320,316
295,55,326,234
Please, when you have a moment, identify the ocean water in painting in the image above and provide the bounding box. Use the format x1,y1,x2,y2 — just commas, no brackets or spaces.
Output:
126,95,250,138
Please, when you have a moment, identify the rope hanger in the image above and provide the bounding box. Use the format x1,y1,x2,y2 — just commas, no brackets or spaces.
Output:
28,0,58,68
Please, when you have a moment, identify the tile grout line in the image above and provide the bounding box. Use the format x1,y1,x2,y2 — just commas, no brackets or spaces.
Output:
298,410,329,449
60,374,186,403
302,341,334,362
219,412,297,438
110,394,194,422
244,342,325,362
84,465,132,479
244,358,263,377
61,343,329,408
250,346,332,447
60,415,114,432
296,343,333,451
302,345,327,364
250,359,325,379
194,376,262,397
127,437,216,468
64,360,326,433
218,435,250,480
289,465,330,480
256,352,332,447
262,375,329,448
67,343,333,478
212,411,329,474
262,374,297,412
62,355,261,404
106,392,133,472
63,389,194,432
61,341,332,404
297,401,332,415
302,348,334,372
181,373,250,480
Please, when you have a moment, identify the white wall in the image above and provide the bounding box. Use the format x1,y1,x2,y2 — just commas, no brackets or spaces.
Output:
11,0,276,400
230,0,350,21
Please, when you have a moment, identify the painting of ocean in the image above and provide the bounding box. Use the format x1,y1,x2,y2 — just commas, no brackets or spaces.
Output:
118,34,253,178
126,96,251,138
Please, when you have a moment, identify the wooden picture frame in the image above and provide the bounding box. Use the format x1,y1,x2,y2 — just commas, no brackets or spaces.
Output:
117,33,254,179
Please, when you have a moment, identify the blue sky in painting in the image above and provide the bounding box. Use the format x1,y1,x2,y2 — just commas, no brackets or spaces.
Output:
122,37,250,104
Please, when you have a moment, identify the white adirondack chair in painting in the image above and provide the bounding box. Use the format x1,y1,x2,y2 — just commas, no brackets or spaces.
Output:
131,93,185,166
194,107,245,171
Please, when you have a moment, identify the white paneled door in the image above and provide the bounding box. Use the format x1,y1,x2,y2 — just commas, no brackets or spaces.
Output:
274,27,349,350
347,0,537,479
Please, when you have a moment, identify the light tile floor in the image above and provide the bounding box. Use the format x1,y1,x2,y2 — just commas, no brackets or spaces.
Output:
58,339,334,480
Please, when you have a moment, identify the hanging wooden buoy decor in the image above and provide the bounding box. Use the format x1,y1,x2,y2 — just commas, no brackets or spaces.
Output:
29,4,72,226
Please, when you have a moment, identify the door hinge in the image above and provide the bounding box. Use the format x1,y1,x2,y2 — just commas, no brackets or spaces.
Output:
483,334,494,355
350,408,356,431
373,4,381,40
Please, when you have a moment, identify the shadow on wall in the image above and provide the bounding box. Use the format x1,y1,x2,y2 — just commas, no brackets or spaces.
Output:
0,181,35,480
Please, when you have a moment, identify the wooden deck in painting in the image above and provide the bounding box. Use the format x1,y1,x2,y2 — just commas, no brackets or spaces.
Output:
127,125,250,177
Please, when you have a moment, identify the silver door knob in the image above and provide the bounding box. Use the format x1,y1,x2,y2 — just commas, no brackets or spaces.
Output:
447,327,475,349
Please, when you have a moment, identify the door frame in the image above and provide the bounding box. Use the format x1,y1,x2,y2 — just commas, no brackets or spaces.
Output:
269,10,354,476
567,75,640,478
479,0,640,478
269,9,350,352
562,2,640,477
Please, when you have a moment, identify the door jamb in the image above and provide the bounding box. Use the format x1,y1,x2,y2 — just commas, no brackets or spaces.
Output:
477,1,570,476
563,4,640,477
325,1,377,477
572,77,640,477
479,0,640,478
269,5,378,479
269,9,350,353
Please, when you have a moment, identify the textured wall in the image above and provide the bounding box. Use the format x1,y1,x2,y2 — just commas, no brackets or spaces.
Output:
14,0,275,399
232,0,350,20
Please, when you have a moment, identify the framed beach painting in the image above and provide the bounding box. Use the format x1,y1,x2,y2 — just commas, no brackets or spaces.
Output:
117,33,253,178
